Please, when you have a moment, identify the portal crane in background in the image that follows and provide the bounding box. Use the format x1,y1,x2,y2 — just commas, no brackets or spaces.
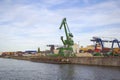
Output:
91,37,109,51
47,44,63,54
59,18,74,55
110,39,120,49
91,37,120,55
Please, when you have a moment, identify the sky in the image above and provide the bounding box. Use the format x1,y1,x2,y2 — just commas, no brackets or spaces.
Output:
0,0,120,52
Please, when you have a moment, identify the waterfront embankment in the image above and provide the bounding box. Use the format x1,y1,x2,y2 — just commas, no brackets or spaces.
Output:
4,56,120,67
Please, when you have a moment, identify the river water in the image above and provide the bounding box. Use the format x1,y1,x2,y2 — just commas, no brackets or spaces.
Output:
0,58,120,80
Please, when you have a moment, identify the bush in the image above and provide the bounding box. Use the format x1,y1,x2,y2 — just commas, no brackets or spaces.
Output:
93,52,102,56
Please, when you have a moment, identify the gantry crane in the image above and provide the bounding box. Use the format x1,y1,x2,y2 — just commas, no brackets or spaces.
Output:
110,39,120,49
91,37,120,56
91,37,120,50
91,37,109,51
59,18,74,55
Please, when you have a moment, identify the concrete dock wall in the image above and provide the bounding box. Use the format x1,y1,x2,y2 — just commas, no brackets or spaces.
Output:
30,56,120,66
4,56,120,67
69,57,120,66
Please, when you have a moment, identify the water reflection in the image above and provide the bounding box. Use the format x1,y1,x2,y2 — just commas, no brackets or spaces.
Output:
0,58,120,80
58,64,75,80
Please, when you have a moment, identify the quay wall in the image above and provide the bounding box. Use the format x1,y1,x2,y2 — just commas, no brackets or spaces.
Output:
69,57,120,66
3,56,120,67
30,56,120,67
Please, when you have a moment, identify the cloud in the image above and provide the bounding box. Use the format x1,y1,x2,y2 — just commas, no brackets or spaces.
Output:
74,27,120,47
0,0,120,51
55,0,120,28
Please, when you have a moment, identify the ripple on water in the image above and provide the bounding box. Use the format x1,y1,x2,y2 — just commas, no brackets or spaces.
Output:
0,58,120,80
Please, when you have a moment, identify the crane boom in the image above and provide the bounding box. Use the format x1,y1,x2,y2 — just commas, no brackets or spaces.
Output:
59,18,69,40
59,18,74,47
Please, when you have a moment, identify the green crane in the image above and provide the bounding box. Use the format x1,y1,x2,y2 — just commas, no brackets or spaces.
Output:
59,18,74,55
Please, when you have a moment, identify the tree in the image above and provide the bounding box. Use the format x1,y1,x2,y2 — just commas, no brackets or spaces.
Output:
38,47,40,53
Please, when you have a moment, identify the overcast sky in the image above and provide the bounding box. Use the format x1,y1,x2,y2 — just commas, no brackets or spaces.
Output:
0,0,120,52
